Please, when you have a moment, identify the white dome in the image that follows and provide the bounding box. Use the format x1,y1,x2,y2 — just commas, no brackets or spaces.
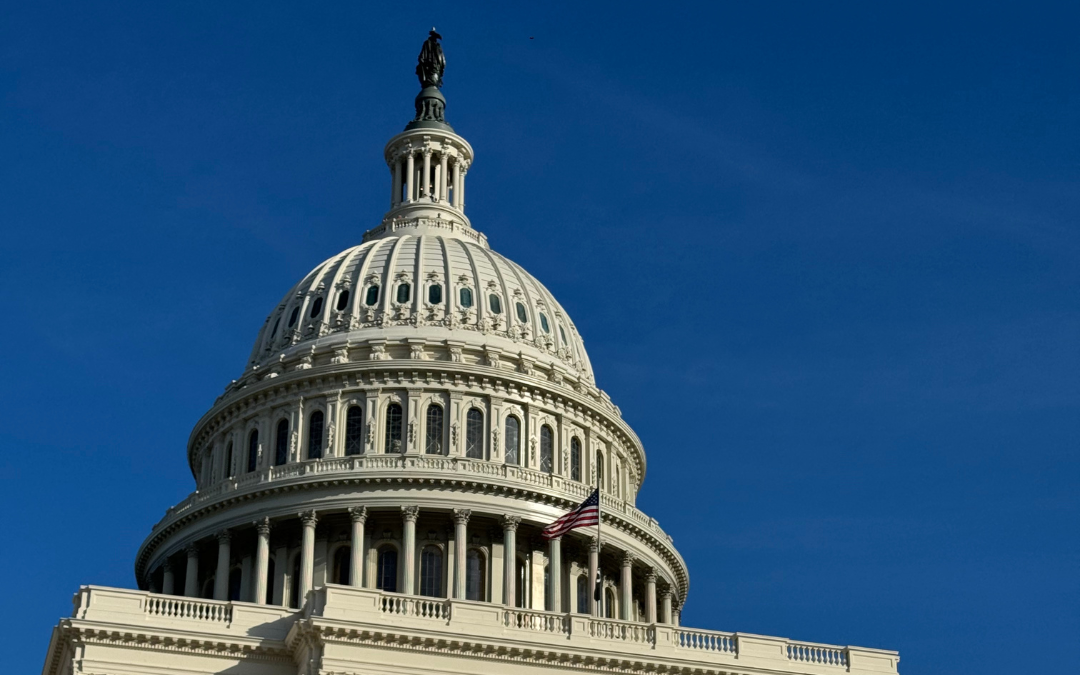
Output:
247,231,594,383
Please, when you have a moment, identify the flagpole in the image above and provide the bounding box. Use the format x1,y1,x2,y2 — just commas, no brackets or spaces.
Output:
594,464,602,615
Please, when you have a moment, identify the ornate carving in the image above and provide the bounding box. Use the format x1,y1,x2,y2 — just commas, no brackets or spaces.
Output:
452,508,471,525
645,568,658,583
410,343,426,360
450,422,459,448
299,510,318,528
416,30,446,89
589,537,600,553
365,422,375,447
330,345,349,364
348,506,368,524
448,345,463,362
622,551,635,567
401,505,421,523
254,517,271,537
408,421,416,445
369,344,388,361
501,514,521,532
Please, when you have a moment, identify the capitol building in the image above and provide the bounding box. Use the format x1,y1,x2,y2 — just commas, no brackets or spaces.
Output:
41,33,899,675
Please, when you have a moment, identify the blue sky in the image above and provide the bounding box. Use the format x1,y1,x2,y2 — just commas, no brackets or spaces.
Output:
1,3,1077,672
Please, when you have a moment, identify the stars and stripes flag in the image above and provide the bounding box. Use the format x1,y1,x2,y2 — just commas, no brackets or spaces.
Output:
542,488,600,539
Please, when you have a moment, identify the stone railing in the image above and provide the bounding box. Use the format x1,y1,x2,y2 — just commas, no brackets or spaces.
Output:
503,608,569,634
379,593,451,621
787,642,850,667
675,627,737,653
144,595,231,623
588,617,655,644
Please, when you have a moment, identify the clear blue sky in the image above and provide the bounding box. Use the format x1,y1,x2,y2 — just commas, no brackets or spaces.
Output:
1,3,1077,673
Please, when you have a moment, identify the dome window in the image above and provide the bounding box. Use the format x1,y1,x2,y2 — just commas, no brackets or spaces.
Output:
247,430,259,473
504,415,520,465
365,285,380,306
287,306,300,328
274,419,289,466
559,325,568,345
344,405,364,456
310,297,324,318
465,408,484,458
397,283,411,303
307,411,324,460
428,284,442,304
385,403,403,453
515,302,528,323
489,294,502,314
570,438,582,481
539,313,550,333
459,287,473,308
336,289,350,311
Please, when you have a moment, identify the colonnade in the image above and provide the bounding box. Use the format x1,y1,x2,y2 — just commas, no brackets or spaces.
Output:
390,147,467,210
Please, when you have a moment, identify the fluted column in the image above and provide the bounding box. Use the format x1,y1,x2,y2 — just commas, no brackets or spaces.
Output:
421,149,431,198
253,518,271,604
588,537,599,616
162,561,175,595
661,589,673,624
405,152,415,203
549,536,562,612
402,506,419,595
620,552,634,621
184,544,199,597
645,569,657,623
453,509,471,599
502,515,520,605
439,153,449,201
299,510,318,603
451,160,461,208
348,507,367,587
392,158,402,206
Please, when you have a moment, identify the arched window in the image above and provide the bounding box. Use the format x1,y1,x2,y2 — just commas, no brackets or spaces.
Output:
559,325,568,345
385,403,403,453
336,289,350,311
516,302,528,323
288,306,300,327
504,416,520,465
489,294,502,314
515,557,527,608
247,430,259,472
539,313,550,333
266,557,276,605
274,419,289,466
428,284,442,304
309,296,324,318
605,588,616,619
224,441,234,479
344,405,364,456
570,438,582,481
459,287,473,308
596,450,604,489
576,574,589,614
420,546,443,597
333,546,351,585
377,546,398,592
540,425,554,473
396,283,411,303
289,554,301,608
365,285,380,306
425,404,444,454
308,410,324,460
228,567,242,601
465,408,484,459
466,549,485,601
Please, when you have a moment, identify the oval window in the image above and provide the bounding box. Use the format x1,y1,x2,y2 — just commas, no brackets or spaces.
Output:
310,297,324,318
397,283,411,303
288,306,300,327
336,289,350,311
459,287,473,308
515,302,528,323
539,313,550,333
489,294,502,314
365,285,380,306
428,284,442,304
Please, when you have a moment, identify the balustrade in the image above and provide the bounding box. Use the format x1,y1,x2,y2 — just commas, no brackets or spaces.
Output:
674,628,736,653
588,618,654,644
787,643,849,667
503,608,569,634
144,595,232,623
379,593,450,620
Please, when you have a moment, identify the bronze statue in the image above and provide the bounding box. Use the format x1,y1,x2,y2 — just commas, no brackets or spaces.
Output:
416,29,446,89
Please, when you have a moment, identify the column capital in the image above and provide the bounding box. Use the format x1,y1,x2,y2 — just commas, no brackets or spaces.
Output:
589,536,600,553
216,530,232,545
547,533,562,543
299,510,318,528
185,543,199,557
348,506,368,523
660,587,674,599
452,508,472,525
254,517,271,536
645,568,658,583
162,560,173,572
401,505,420,523
501,514,521,532
621,551,635,567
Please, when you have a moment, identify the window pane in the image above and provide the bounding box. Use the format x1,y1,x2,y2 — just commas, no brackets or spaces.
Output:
577,575,589,614
385,404,403,453
247,430,259,472
224,442,234,479
310,296,324,318
459,287,473,308
428,284,442,304
540,425,553,473
336,289,350,311
559,325,567,345
288,306,300,327
465,409,484,459
275,419,289,466
489,294,502,314
377,547,398,592
425,404,444,454
365,285,380,306
571,438,581,481
420,546,443,597
345,406,364,456
505,416,520,465
334,546,351,585
396,283,411,303
466,550,484,601
540,313,550,333
515,302,528,323
308,411,324,460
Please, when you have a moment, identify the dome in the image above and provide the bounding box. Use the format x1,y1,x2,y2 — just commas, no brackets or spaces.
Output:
245,231,594,387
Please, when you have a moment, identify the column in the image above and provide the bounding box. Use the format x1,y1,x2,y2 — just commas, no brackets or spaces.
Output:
660,589,673,624
451,160,461,208
405,152,415,203
588,537,599,616
392,158,402,206
254,518,271,605
421,149,431,198
502,515,520,605
348,507,366,587
401,506,419,594
299,510,318,603
162,561,175,595
453,509,471,599
645,569,657,624
620,552,633,621
272,546,288,606
549,536,562,612
184,544,200,597
458,165,467,211
439,153,449,201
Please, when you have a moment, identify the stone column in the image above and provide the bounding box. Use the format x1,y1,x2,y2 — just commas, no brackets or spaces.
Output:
213,531,232,600
162,561,175,595
645,569,657,624
184,544,199,597
272,546,288,606
401,506,419,595
451,160,461,208
405,152,415,203
254,518,271,605
548,536,562,612
392,158,402,206
620,552,634,621
502,515,521,605
439,153,449,201
299,510,318,603
421,149,431,198
660,589,673,624
453,509,471,599
458,165,467,212
348,507,366,587
588,537,599,616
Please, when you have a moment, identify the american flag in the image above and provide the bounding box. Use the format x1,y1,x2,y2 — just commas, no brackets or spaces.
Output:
542,489,600,539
